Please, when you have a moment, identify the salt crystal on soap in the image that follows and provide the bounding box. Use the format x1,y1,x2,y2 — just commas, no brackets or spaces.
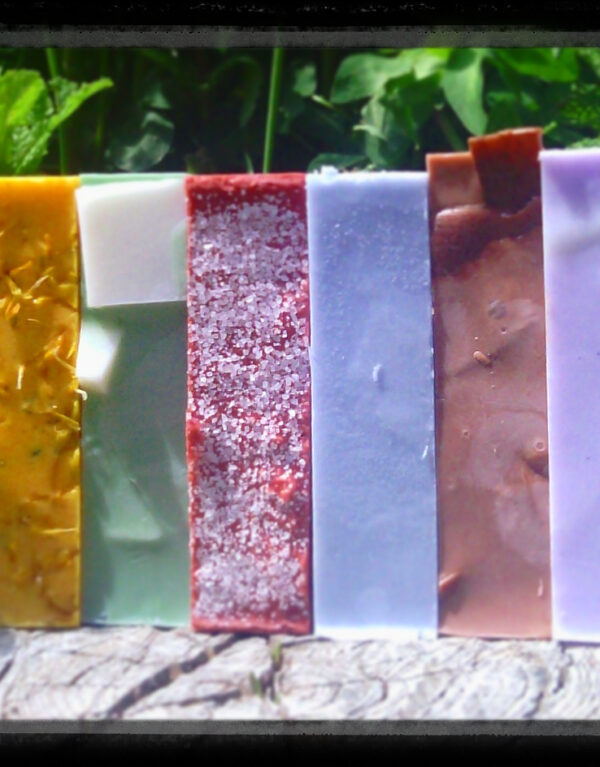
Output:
307,169,438,639
186,173,311,635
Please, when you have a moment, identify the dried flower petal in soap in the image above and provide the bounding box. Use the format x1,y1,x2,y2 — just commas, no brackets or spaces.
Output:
0,177,81,628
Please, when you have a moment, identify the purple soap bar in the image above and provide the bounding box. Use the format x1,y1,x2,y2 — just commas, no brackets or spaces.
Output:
541,148,600,641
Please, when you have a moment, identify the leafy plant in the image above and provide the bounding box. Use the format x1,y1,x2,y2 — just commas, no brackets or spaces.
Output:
0,68,111,174
282,47,600,172
0,47,600,177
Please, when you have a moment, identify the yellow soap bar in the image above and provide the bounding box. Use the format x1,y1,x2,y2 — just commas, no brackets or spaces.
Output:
0,178,81,627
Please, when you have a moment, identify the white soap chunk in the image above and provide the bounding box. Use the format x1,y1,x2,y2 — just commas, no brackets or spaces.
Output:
76,318,122,393
76,179,187,307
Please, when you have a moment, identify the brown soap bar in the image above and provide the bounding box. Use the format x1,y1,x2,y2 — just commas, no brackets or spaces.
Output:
430,197,541,276
429,128,551,638
468,127,543,212
427,151,483,223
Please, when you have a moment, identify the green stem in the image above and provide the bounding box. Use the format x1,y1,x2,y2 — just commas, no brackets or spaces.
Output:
45,48,67,175
435,108,464,152
94,49,109,168
262,47,284,173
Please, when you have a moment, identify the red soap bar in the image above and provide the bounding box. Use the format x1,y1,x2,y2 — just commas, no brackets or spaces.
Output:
186,174,311,635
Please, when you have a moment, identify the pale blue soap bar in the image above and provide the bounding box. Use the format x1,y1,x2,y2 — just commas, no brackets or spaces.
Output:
307,168,438,639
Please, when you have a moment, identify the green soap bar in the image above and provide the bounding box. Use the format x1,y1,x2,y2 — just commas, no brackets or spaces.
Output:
80,174,189,627
80,173,186,184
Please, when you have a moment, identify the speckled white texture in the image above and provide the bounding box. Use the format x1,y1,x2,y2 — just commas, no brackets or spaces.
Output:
186,176,311,633
76,178,187,307
307,169,438,639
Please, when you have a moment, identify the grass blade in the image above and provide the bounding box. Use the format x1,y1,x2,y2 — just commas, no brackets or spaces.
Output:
262,47,284,173
45,47,67,174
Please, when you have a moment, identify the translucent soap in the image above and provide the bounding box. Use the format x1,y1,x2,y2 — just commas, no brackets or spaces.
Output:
541,149,600,642
307,168,438,639
76,174,189,627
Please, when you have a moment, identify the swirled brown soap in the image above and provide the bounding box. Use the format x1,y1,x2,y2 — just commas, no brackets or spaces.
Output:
429,129,552,638
0,178,81,627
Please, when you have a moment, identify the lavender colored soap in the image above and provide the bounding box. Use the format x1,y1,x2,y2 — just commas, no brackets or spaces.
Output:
307,168,438,639
541,149,600,641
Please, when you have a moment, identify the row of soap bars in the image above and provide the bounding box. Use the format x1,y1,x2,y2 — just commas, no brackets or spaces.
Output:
0,128,597,642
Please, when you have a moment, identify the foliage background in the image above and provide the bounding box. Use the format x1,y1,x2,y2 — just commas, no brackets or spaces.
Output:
0,47,599,176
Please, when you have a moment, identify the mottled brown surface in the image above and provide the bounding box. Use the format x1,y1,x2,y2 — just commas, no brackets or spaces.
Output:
430,197,541,275
429,129,551,638
427,151,483,223
469,127,543,212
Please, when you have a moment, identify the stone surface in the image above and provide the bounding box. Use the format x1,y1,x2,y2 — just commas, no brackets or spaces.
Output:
0,626,596,720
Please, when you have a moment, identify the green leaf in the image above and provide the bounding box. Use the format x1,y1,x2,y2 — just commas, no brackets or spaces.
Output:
353,123,387,141
569,136,600,148
15,75,113,174
330,53,413,104
285,98,359,156
401,48,452,79
485,89,522,132
435,107,466,151
4,93,53,173
138,74,171,111
359,94,412,168
560,83,600,133
0,70,48,127
307,152,365,171
441,48,487,135
137,48,181,77
244,151,254,173
310,93,334,110
278,90,305,135
204,54,262,128
359,96,386,166
577,48,600,78
494,48,579,83
381,72,442,144
48,76,113,130
106,110,174,172
546,124,590,148
279,61,326,138
292,61,316,97
0,69,112,174
0,71,50,172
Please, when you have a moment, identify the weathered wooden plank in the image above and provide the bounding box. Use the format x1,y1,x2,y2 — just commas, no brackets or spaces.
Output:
0,626,597,720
